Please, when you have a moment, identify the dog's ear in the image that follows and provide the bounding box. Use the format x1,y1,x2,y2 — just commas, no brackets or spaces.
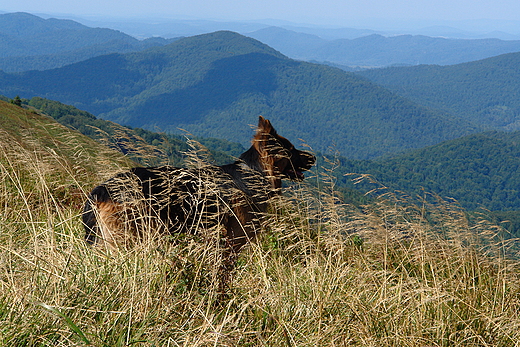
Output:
254,116,279,154
258,116,276,136
253,116,283,188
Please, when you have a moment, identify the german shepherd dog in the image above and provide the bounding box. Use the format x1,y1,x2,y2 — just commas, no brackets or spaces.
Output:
82,116,315,280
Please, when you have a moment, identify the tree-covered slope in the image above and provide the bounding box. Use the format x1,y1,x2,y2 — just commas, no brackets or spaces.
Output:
358,52,520,130
0,31,478,159
0,12,175,72
338,131,520,211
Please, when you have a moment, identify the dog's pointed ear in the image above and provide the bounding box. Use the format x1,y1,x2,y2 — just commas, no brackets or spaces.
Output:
254,116,283,189
258,116,275,135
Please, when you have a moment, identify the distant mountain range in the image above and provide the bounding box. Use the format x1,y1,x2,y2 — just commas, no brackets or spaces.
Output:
247,27,520,67
3,12,520,73
0,12,177,72
0,30,479,159
72,14,520,41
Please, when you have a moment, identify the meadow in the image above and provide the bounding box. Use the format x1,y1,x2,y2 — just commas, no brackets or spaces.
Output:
1,106,520,346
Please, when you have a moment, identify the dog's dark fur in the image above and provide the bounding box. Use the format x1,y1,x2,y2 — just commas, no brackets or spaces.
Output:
82,116,315,263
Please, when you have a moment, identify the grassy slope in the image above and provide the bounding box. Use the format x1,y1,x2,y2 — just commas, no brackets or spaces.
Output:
0,100,134,200
0,99,133,271
24,96,243,167
15,95,520,215
1,100,520,345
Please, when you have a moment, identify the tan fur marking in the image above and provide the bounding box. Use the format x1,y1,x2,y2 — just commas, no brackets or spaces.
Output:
228,195,258,251
96,201,129,248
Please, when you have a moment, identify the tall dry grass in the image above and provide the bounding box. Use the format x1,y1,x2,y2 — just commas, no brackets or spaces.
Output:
1,133,520,346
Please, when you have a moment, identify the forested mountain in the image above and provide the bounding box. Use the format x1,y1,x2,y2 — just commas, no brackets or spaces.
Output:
0,12,175,72
4,12,520,73
359,52,520,130
248,27,520,68
338,131,520,211
0,31,478,159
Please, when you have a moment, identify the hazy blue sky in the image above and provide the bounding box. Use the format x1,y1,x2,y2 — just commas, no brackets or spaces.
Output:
2,0,520,28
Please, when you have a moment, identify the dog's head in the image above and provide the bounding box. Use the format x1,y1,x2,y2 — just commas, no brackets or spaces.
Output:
250,116,316,189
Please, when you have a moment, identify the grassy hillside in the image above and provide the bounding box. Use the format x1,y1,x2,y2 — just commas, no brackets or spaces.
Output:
359,52,520,130
0,12,175,72
0,31,478,159
22,96,243,167
24,96,184,167
10,95,520,215
0,100,133,204
2,98,520,345
0,99,133,174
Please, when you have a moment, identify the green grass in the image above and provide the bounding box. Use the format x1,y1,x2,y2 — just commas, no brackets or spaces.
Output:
1,101,520,346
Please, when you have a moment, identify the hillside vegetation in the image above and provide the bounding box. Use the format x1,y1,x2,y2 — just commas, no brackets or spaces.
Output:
335,131,520,211
0,31,478,159
18,96,243,167
2,99,520,345
0,12,175,72
0,99,133,212
359,52,520,131
24,96,185,167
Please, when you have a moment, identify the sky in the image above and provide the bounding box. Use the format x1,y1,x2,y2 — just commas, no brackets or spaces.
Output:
2,0,520,30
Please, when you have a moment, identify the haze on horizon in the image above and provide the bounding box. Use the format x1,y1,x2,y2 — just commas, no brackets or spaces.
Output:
2,0,520,35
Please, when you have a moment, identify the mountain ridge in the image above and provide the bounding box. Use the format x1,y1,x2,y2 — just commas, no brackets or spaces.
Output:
247,26,520,68
0,12,176,72
0,31,478,159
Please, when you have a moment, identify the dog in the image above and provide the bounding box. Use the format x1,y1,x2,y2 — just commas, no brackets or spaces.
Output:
82,116,315,273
